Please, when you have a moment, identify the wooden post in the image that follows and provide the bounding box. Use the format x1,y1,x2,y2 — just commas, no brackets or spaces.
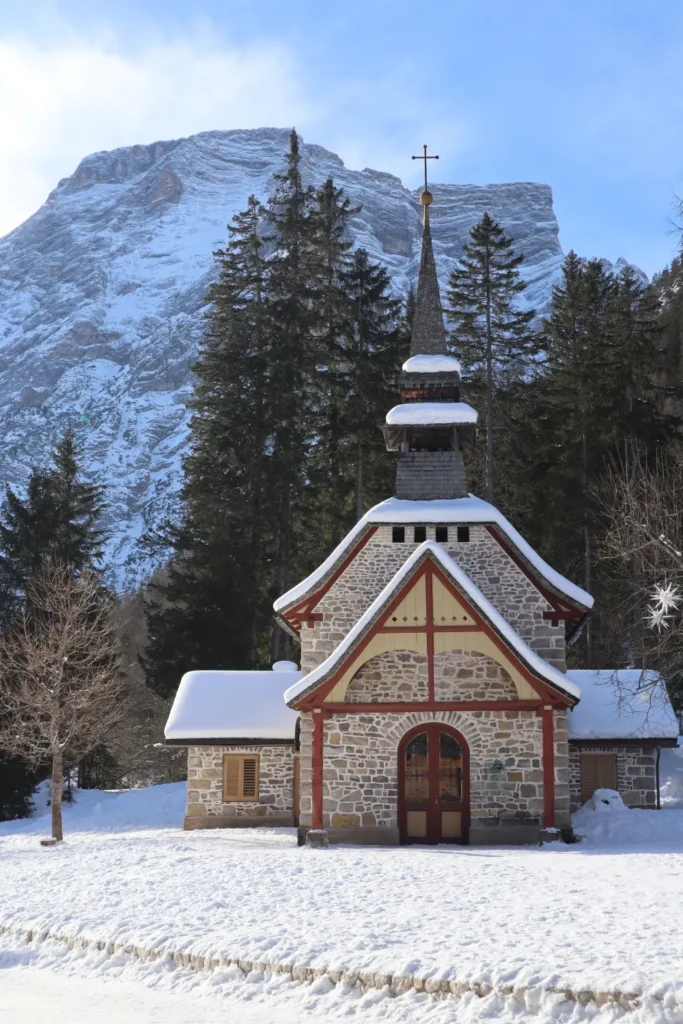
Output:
312,710,324,830
541,706,555,829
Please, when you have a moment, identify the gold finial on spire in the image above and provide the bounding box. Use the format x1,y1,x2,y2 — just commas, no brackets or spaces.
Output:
412,144,439,219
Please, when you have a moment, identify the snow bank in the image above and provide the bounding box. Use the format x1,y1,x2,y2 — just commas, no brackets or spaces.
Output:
573,794,683,848
0,782,186,837
4,781,683,1014
661,745,683,807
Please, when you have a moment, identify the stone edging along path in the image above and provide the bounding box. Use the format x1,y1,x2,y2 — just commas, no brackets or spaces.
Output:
0,922,648,1013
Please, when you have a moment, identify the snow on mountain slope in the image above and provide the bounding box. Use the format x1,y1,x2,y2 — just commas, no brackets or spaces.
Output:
0,128,567,587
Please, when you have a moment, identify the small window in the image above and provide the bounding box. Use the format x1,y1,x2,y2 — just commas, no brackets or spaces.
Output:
457,526,470,543
580,753,617,803
392,526,405,543
435,526,448,543
414,526,426,543
223,754,260,802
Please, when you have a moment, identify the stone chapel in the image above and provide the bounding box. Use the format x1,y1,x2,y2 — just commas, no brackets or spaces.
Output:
165,166,678,845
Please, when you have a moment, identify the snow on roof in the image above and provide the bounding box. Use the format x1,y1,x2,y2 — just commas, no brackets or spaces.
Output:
386,402,478,426
402,354,462,374
274,494,593,614
284,541,581,705
165,669,300,741
567,670,679,741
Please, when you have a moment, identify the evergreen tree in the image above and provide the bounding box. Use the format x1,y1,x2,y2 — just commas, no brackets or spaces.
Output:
338,248,406,520
144,196,274,694
143,130,409,694
446,213,536,503
265,130,318,660
0,427,104,606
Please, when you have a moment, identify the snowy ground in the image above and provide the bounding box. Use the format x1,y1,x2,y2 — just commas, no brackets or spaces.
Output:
2,754,683,1022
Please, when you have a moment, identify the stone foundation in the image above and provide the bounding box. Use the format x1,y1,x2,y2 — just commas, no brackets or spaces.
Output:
185,744,296,829
569,743,657,812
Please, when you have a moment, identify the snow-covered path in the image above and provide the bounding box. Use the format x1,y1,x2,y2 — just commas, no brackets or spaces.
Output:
2,969,260,1024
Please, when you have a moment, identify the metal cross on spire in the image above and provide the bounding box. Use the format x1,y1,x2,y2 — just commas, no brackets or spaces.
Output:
412,144,439,193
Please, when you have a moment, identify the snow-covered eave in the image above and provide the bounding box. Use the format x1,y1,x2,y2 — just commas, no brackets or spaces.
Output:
274,495,593,617
567,734,679,745
284,541,582,705
385,402,478,426
166,733,296,744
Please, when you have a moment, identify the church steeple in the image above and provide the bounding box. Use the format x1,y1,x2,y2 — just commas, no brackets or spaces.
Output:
410,179,448,356
382,146,477,501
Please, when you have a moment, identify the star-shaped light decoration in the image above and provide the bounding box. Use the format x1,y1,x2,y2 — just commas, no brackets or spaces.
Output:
651,583,681,614
645,605,672,632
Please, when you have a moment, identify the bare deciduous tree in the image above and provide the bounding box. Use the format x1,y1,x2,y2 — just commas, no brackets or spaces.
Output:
597,444,683,705
0,567,126,841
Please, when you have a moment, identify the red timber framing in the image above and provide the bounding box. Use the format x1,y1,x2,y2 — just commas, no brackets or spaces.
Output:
311,710,324,830
280,526,378,632
484,524,584,628
540,706,555,828
293,552,574,833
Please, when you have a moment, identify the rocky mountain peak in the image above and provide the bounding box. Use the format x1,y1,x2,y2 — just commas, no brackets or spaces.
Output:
0,128,568,588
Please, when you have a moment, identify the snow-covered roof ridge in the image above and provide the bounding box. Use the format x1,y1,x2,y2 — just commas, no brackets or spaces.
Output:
273,494,593,614
567,669,679,741
284,540,581,704
386,402,478,426
165,669,300,741
402,354,462,374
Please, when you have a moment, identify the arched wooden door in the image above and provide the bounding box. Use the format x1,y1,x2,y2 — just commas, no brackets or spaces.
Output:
398,724,470,844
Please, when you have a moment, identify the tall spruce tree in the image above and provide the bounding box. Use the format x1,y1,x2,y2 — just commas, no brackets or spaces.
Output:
446,213,536,503
143,196,275,693
265,130,318,660
143,131,410,695
338,248,406,520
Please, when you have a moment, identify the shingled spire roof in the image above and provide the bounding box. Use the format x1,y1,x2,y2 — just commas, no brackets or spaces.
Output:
410,194,448,356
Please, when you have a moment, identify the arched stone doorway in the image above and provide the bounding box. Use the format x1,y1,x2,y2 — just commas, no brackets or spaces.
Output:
398,723,470,844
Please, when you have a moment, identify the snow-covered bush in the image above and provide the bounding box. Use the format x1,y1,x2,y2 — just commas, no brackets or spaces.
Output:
584,788,626,812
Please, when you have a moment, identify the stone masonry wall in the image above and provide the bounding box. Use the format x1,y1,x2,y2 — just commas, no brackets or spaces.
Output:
299,708,550,833
434,649,518,701
569,744,657,812
299,525,566,675
345,650,428,702
186,744,295,826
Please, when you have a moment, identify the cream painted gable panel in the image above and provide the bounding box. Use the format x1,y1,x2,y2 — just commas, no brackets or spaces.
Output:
382,573,427,628
432,575,474,626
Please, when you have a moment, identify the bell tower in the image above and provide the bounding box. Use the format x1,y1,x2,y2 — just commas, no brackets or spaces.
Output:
382,146,477,500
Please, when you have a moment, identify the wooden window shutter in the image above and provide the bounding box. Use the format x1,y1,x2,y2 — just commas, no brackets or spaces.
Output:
223,754,260,802
581,754,617,802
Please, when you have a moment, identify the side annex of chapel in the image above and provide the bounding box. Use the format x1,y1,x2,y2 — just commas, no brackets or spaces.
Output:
165,165,678,844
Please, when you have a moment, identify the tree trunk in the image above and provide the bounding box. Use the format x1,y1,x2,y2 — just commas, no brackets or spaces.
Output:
51,748,64,842
270,486,292,664
485,250,494,504
581,423,593,666
355,438,364,522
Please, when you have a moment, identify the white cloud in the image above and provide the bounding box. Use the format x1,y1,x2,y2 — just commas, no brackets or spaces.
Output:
0,32,317,236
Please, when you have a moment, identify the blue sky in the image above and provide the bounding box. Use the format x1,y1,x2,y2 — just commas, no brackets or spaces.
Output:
0,1,682,275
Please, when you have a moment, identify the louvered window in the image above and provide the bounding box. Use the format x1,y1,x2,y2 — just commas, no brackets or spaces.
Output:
223,754,260,802
580,753,617,803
